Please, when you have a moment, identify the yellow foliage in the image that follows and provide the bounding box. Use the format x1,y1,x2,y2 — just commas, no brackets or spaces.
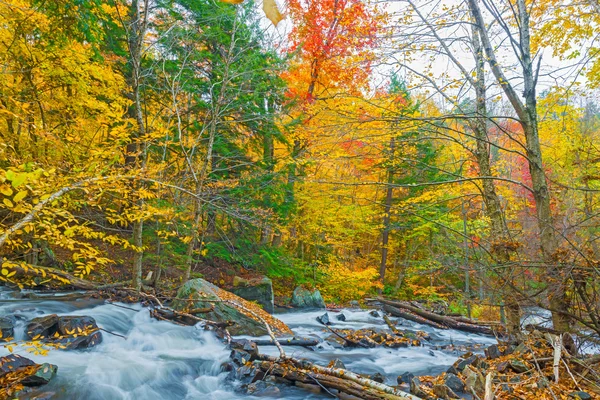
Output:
318,255,382,302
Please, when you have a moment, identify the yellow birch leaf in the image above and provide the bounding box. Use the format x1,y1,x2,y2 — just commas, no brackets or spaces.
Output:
13,190,27,203
263,0,284,26
3,198,13,208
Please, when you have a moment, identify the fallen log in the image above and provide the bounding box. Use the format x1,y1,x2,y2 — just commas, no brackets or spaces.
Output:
383,304,447,330
256,354,421,400
374,299,498,335
253,338,320,347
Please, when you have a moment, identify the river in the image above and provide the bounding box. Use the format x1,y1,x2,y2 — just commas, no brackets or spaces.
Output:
0,287,498,399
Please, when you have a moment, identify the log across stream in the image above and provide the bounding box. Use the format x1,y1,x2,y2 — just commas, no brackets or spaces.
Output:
0,286,498,399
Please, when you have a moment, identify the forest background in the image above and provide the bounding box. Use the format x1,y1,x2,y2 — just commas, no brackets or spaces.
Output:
1,0,600,337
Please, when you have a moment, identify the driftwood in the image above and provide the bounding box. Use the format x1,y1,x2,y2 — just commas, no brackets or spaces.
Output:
372,298,498,335
253,338,320,347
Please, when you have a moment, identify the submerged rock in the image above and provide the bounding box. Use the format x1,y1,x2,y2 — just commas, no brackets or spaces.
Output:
173,278,291,336
290,287,325,309
232,276,274,314
335,313,347,322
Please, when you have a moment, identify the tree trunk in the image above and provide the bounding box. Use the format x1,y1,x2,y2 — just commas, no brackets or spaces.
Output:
379,137,395,291
467,0,568,332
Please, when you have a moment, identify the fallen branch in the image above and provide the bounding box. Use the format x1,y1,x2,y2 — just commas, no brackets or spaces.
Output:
382,304,447,330
253,338,320,347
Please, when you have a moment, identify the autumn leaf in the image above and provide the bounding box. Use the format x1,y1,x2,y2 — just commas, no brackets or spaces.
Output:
263,0,284,26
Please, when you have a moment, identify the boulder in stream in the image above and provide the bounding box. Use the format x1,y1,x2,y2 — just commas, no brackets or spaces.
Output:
232,276,274,314
172,278,292,336
26,314,102,349
0,317,14,341
0,354,57,397
290,286,325,309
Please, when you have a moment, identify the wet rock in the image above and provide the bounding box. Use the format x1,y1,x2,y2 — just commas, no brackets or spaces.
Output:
335,313,347,322
433,384,459,399
316,313,331,325
397,371,414,385
444,373,464,393
230,339,259,360
484,344,501,359
230,349,252,366
26,314,59,339
232,276,275,314
328,359,346,369
446,365,459,375
568,392,592,400
26,314,102,349
349,300,360,307
0,354,36,374
290,287,326,309
56,331,102,350
463,365,485,394
0,355,57,389
369,310,381,318
410,377,427,397
173,278,291,336
57,316,98,336
0,317,14,341
246,380,281,397
21,363,57,386
369,372,385,383
508,359,529,373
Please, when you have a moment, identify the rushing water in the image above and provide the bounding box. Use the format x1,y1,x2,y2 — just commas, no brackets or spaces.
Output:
0,287,498,399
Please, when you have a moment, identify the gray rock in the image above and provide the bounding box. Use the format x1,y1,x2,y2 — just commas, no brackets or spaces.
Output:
0,316,14,341
349,300,360,307
232,276,274,314
0,355,57,388
369,310,381,318
290,287,326,309
231,349,252,366
247,380,281,397
500,383,513,393
433,384,459,399
484,344,501,359
335,313,347,322
454,355,478,372
463,365,485,394
410,377,427,397
508,359,529,373
398,371,414,385
57,316,98,336
173,278,289,336
444,373,464,393
369,372,385,383
230,339,259,360
316,313,331,325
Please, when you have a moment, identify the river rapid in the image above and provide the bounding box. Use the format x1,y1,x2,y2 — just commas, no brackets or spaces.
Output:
0,287,498,399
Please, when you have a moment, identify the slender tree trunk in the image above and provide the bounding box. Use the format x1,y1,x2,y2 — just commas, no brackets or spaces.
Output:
125,0,149,291
379,137,395,291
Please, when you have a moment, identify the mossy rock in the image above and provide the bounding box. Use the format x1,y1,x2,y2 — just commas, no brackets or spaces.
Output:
172,279,291,337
